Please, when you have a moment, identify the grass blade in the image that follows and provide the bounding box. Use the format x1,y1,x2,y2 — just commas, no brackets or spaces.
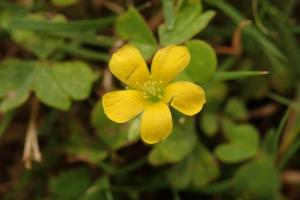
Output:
61,45,109,61
278,138,300,170
272,108,291,160
213,70,269,82
9,17,115,32
268,92,300,111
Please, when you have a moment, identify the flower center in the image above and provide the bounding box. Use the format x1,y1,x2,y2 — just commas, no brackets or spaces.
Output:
142,79,163,102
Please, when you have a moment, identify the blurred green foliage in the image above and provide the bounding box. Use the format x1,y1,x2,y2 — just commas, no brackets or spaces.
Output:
0,0,300,199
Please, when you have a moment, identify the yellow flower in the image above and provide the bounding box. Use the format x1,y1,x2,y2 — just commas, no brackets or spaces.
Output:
102,44,206,144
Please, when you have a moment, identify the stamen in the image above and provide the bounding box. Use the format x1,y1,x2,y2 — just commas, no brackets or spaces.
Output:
142,78,164,102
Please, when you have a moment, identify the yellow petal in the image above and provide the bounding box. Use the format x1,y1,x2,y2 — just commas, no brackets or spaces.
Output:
163,81,206,116
102,90,146,123
151,45,190,85
141,101,173,144
109,45,150,89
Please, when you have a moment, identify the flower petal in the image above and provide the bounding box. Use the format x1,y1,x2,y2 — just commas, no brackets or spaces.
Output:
141,101,173,144
109,45,150,89
163,81,206,116
102,90,146,123
151,45,190,85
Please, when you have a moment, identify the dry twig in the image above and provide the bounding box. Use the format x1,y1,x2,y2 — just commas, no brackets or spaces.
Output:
214,20,251,56
22,98,42,169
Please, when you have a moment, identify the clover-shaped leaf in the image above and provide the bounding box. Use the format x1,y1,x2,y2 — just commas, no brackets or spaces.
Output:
168,142,219,190
186,40,217,84
0,59,97,112
33,61,97,110
33,66,71,110
233,158,280,200
200,111,218,137
225,97,248,120
215,122,259,163
0,59,36,112
52,61,98,100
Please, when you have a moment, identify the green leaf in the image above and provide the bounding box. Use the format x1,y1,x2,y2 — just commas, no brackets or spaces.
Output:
233,158,280,200
50,167,92,199
148,123,197,166
0,59,36,112
32,60,96,110
33,66,71,110
0,87,30,113
185,40,217,84
177,0,203,12
200,111,218,137
168,142,219,190
190,144,220,188
162,0,175,30
215,123,259,163
0,59,97,111
116,7,157,59
52,61,98,100
159,8,215,45
225,97,248,120
168,160,191,189
0,59,35,98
